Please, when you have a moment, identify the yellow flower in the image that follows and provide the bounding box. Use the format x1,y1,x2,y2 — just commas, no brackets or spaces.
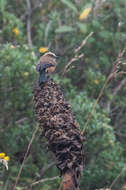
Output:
4,156,10,162
0,152,5,158
94,79,99,85
24,72,29,76
13,27,19,35
39,47,48,53
79,7,92,21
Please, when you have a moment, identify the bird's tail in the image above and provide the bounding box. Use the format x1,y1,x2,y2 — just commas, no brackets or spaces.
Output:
62,171,78,190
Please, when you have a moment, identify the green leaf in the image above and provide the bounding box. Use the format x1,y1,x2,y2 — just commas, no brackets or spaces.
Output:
55,25,75,33
99,31,113,40
61,0,78,13
92,19,100,29
0,0,7,12
77,22,88,33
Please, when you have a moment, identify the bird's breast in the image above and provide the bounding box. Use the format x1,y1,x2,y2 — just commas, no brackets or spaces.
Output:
46,65,56,73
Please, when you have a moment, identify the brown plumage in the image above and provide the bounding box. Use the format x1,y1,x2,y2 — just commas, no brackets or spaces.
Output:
34,52,84,190
36,52,57,85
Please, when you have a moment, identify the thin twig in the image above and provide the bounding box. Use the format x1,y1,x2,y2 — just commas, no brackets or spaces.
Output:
13,125,39,190
93,0,105,17
62,32,94,76
31,176,60,187
40,162,55,176
16,117,28,124
62,53,84,76
109,166,126,189
81,76,110,135
115,131,126,137
20,3,43,20
112,77,126,96
74,32,94,54
26,0,33,49
58,178,63,190
81,46,126,135
106,77,126,112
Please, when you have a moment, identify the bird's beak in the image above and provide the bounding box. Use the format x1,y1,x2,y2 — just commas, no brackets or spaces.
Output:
55,55,59,59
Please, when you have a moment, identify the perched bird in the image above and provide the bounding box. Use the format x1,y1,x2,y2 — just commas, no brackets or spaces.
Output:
34,52,84,190
36,52,58,85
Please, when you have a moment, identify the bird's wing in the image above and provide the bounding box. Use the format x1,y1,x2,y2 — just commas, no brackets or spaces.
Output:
36,62,54,72
36,64,40,72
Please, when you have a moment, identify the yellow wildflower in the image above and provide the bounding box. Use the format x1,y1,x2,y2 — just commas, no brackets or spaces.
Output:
39,47,48,53
0,153,5,158
24,72,29,76
79,7,92,21
94,79,99,85
13,27,19,35
4,156,10,162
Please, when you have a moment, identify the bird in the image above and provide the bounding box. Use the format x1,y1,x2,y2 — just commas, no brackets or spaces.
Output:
34,52,84,190
36,52,58,85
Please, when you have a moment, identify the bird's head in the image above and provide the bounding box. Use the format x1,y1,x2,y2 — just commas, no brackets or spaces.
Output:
43,51,58,59
36,51,58,74
38,51,58,66
36,52,58,85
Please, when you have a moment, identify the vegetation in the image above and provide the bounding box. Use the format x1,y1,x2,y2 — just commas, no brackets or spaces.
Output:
0,0,126,189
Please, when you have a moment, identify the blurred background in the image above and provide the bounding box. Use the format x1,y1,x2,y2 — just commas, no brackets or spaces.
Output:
0,0,126,189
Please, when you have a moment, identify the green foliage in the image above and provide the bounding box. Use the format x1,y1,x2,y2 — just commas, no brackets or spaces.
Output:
70,92,125,189
61,0,78,13
0,0,126,190
55,25,75,33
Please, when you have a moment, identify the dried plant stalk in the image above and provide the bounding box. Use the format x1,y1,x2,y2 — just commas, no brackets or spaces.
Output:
34,80,84,190
81,46,126,135
62,32,94,76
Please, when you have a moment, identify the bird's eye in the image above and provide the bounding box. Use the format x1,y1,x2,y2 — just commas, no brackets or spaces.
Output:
48,53,58,58
49,54,57,58
44,52,58,58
